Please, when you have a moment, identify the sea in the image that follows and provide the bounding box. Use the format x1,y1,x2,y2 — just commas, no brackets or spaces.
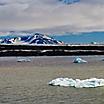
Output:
53,31,104,44
0,32,104,104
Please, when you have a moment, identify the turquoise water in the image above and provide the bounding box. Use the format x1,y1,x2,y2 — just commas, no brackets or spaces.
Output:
53,31,104,44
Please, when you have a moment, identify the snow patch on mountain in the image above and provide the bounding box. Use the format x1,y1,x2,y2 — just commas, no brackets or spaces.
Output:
0,32,64,45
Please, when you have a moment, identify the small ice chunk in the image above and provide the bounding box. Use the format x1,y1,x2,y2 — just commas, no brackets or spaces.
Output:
73,57,87,63
17,57,31,62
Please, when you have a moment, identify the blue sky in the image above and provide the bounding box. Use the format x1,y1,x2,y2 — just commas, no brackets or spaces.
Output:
0,0,104,33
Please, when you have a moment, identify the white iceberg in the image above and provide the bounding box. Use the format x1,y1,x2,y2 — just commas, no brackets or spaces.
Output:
17,57,31,62
49,78,104,88
73,57,87,63
49,78,76,87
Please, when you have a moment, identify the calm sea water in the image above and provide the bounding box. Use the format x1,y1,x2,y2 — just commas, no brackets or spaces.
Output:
0,55,104,62
0,55,104,104
53,32,104,44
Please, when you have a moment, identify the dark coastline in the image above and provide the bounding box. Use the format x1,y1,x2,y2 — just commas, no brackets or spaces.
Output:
0,44,104,56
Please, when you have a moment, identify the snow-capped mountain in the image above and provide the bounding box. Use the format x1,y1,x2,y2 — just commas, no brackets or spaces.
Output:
0,32,64,45
26,33,63,45
59,0,80,4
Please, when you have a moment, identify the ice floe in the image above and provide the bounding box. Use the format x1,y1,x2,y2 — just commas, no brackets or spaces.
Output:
59,0,80,4
73,57,87,63
49,78,104,88
17,57,31,62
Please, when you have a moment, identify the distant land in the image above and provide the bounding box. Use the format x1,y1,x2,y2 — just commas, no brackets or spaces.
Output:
0,31,104,56
0,31,104,44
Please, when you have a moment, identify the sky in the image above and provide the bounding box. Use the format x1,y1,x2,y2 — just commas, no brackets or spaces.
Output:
0,0,104,33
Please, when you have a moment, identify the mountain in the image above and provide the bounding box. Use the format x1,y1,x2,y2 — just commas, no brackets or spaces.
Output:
0,32,64,45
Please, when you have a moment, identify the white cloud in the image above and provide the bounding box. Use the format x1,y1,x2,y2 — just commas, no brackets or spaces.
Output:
0,0,104,33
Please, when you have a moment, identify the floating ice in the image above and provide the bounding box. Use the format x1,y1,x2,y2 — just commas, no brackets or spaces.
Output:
59,0,80,4
17,57,31,62
102,58,104,61
49,78,76,87
73,57,87,63
49,78,104,88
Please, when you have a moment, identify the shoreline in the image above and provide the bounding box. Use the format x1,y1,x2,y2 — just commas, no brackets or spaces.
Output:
0,44,104,56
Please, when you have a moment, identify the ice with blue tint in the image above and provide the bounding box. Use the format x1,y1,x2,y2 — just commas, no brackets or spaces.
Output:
17,57,31,62
73,57,87,63
59,0,80,4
